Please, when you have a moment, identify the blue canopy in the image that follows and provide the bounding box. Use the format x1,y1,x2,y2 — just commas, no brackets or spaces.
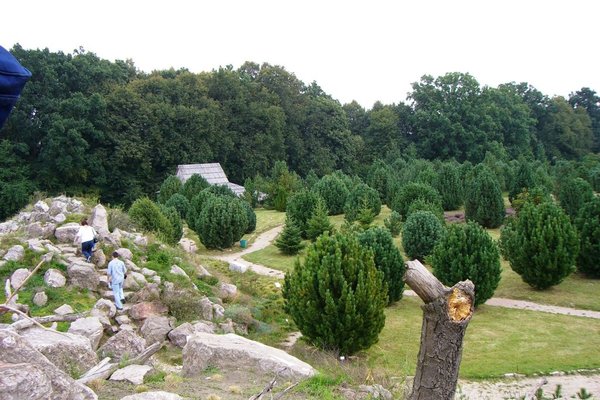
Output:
0,46,31,129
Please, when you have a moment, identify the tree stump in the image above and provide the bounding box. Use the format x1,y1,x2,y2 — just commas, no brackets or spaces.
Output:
404,260,475,400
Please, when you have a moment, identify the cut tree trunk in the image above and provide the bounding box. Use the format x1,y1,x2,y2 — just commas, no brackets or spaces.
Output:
404,260,475,400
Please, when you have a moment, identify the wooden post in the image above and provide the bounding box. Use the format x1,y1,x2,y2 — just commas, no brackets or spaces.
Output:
404,260,475,400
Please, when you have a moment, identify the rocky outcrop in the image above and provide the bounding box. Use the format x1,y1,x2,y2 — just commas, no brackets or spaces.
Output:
68,317,104,350
67,262,99,290
10,268,29,290
3,245,24,262
168,321,216,348
109,364,152,385
183,333,316,380
44,269,67,288
19,328,98,375
140,316,174,345
0,329,97,400
54,223,80,243
129,302,168,321
90,204,110,237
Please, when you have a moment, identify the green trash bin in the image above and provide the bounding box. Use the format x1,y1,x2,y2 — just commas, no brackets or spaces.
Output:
240,239,247,248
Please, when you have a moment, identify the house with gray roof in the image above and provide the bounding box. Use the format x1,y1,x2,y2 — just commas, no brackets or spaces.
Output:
175,163,245,197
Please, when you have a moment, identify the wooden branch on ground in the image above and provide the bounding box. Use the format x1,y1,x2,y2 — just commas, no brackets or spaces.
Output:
273,382,299,399
524,378,548,400
404,259,475,400
0,304,70,336
248,368,290,400
4,253,53,306
77,341,165,385
9,312,89,331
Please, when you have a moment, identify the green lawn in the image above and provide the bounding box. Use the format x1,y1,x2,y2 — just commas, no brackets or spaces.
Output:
243,242,305,274
367,296,600,379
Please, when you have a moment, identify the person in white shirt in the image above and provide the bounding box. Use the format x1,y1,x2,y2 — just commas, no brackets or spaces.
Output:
75,218,97,262
107,251,127,310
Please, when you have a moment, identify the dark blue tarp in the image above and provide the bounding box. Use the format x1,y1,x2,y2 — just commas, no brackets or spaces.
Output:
0,45,31,129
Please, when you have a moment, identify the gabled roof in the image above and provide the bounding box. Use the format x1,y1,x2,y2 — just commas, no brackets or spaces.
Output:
175,163,246,197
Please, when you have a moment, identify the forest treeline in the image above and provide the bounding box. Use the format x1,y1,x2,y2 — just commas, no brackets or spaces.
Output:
0,44,599,218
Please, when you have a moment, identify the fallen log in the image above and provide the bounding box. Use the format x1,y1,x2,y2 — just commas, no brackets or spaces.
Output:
404,260,475,400
9,312,89,331
77,341,164,385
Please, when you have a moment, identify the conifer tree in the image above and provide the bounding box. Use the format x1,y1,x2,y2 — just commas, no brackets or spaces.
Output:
356,197,376,227
434,162,463,210
306,197,334,241
358,227,405,304
313,174,349,215
275,217,305,255
157,175,183,204
391,182,442,220
575,197,600,278
181,174,210,201
558,177,594,220
384,210,402,237
500,201,579,289
344,183,381,222
509,158,535,203
283,232,387,355
195,196,248,249
464,165,505,228
430,221,501,306
402,211,444,260
286,189,321,239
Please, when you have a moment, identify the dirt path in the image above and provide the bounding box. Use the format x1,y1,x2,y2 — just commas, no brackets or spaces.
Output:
212,225,285,279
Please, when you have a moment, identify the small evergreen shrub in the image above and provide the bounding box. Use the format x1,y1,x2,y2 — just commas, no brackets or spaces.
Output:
391,182,442,220
434,162,463,210
181,174,210,201
500,202,579,289
275,217,305,255
575,197,600,278
401,211,444,260
286,189,321,239
283,232,387,355
358,226,405,304
407,198,444,223
344,183,381,222
306,198,334,241
157,175,183,204
509,159,535,203
205,184,237,198
186,191,218,231
366,160,392,202
158,205,183,245
384,210,402,237
313,174,349,215
511,187,551,214
430,221,501,306
194,196,248,249
128,197,172,235
164,193,190,219
464,165,505,228
356,198,376,227
240,201,256,233
558,177,595,220
107,206,135,232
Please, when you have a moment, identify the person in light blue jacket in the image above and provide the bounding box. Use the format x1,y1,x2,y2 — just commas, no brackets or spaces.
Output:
107,251,127,310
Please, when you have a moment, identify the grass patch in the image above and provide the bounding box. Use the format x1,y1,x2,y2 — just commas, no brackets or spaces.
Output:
243,243,305,274
367,296,600,379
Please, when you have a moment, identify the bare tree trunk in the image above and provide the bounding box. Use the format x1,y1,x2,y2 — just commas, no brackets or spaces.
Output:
404,260,475,400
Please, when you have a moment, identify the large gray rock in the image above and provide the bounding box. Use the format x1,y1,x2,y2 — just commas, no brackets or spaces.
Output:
91,298,117,319
66,198,84,213
183,333,316,379
3,245,25,262
27,222,56,239
128,301,168,321
92,248,106,267
67,262,99,290
116,247,133,260
179,238,197,253
68,317,104,350
0,220,19,235
129,283,161,303
49,198,68,216
27,238,47,252
199,297,214,321
44,269,67,288
33,291,48,307
54,304,74,315
0,329,97,400
10,268,29,290
123,271,147,291
167,323,195,348
121,391,183,400
193,321,216,334
18,328,98,377
218,282,238,301
33,200,50,213
53,213,67,224
109,364,152,385
90,204,110,237
54,223,80,243
98,330,146,362
140,316,174,345
169,265,189,279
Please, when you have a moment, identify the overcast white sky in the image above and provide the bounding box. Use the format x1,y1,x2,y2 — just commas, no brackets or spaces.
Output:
2,0,599,108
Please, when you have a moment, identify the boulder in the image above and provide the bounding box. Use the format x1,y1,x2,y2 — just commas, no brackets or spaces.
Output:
140,316,174,345
66,198,84,213
10,268,30,290
167,323,195,348
92,249,106,267
115,315,131,325
219,319,235,334
90,204,110,237
33,200,50,213
128,301,168,320
129,283,161,303
109,364,153,385
98,330,146,362
199,297,214,321
116,248,133,260
27,222,56,239
229,261,248,273
169,265,189,279
123,271,147,291
179,238,197,253
133,235,148,247
48,199,68,216
218,282,238,301
0,330,97,400
183,333,316,379
26,238,47,252
91,298,117,319
19,328,98,375
193,321,216,334
67,262,99,291
44,269,67,288
0,220,19,235
125,259,140,272
54,223,80,243
141,267,157,277
213,303,225,319
53,213,67,224
33,291,48,307
3,245,25,262
197,265,212,278
121,391,183,400
54,304,75,315
68,317,104,350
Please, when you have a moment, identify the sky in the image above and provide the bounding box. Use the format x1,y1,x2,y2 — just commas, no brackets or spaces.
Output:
2,0,599,109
